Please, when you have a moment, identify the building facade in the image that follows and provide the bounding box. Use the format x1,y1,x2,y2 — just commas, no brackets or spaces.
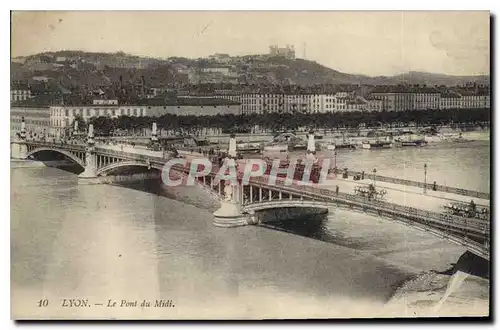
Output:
364,97,383,112
11,106,51,137
49,98,241,136
371,86,438,111
369,85,491,111
455,88,490,109
239,92,369,114
49,104,148,136
413,89,441,110
439,93,462,109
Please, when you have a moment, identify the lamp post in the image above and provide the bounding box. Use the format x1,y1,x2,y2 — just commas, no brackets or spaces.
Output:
334,149,337,171
373,168,377,189
424,163,428,194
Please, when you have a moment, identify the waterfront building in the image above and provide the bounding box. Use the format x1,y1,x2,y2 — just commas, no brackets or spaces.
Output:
322,94,337,112
364,97,384,112
10,105,50,136
369,84,493,111
239,91,368,114
371,85,441,111
345,99,367,111
439,91,462,110
214,91,242,106
454,87,490,109
413,87,441,110
49,103,147,136
49,98,241,136
371,85,416,111
146,97,240,116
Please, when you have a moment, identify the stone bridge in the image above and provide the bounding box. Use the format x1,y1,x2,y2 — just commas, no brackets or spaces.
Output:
11,122,490,261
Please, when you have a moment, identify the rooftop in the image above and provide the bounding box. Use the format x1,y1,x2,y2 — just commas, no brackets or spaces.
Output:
11,81,29,90
143,97,240,106
440,91,461,98
36,97,241,107
11,95,57,107
454,88,490,97
371,85,440,94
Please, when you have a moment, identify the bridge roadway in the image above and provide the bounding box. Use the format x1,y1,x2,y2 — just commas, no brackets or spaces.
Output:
242,176,490,260
326,177,490,214
20,140,490,260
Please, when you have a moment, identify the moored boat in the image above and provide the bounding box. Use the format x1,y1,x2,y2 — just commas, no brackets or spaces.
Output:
361,140,393,149
401,140,427,147
335,142,357,150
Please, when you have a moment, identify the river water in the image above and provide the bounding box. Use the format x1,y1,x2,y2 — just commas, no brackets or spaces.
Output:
276,140,490,193
11,141,490,319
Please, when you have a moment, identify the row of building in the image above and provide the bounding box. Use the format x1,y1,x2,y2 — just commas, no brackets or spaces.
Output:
11,83,490,137
217,86,490,114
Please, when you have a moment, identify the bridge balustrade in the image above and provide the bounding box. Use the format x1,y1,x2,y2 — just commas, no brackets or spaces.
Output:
346,169,490,199
246,175,489,240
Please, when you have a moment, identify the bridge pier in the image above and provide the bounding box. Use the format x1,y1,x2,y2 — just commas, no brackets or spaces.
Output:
11,140,28,159
213,134,249,227
11,117,28,159
213,182,249,227
77,124,100,185
78,152,99,185
213,200,249,227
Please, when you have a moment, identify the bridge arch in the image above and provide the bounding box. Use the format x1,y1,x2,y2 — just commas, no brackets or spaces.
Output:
96,160,164,176
26,147,85,168
243,200,331,213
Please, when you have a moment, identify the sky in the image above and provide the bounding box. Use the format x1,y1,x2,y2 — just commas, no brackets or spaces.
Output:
10,11,490,76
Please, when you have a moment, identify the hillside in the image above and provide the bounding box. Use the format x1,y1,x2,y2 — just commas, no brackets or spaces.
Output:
11,51,489,88
390,71,489,86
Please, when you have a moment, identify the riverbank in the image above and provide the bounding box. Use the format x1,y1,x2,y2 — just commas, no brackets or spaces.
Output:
320,207,489,318
382,251,489,317
383,271,489,317
10,159,47,169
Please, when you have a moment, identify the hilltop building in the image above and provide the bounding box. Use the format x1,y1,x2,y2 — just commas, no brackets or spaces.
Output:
269,44,295,60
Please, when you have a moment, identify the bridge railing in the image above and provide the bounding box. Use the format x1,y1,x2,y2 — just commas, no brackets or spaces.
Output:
22,141,491,237
247,176,490,239
346,170,490,200
25,140,87,150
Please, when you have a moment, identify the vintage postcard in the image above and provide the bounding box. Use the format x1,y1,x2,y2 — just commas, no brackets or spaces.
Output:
10,11,490,320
